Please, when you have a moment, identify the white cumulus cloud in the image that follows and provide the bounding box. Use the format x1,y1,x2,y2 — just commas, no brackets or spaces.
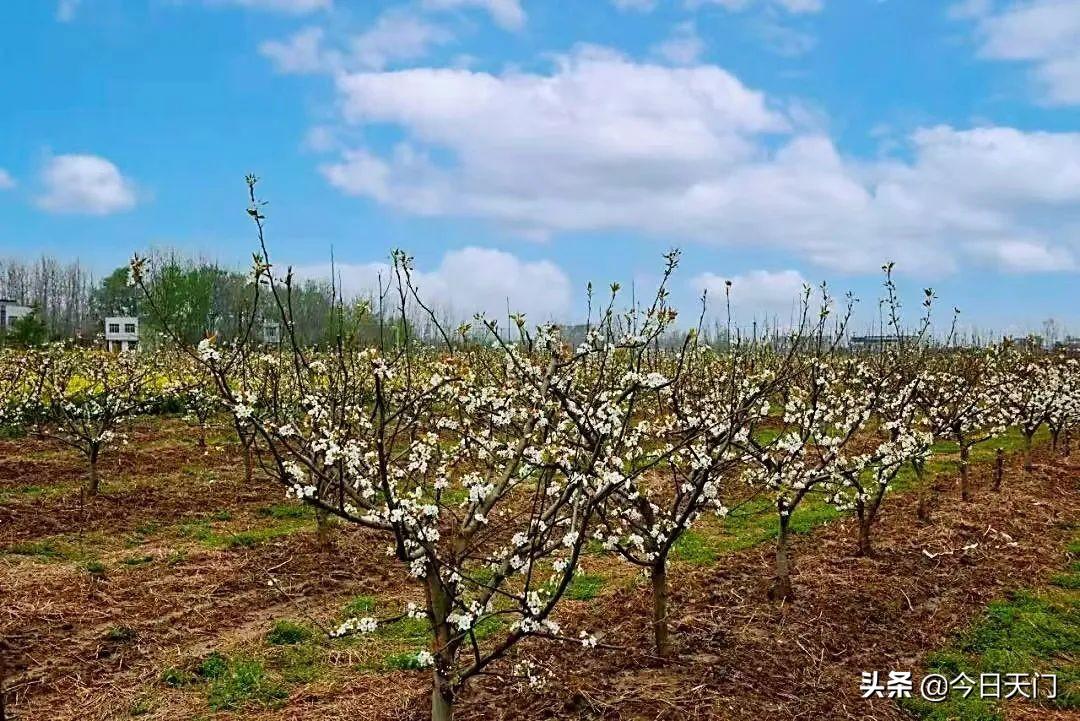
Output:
612,0,658,11
422,0,526,30
350,11,454,70
0,169,15,190
56,0,81,22
36,154,138,215
295,247,572,322
314,46,1080,275
259,27,330,74
209,0,331,13
261,11,453,75
652,22,706,65
689,0,824,15
957,0,1080,106
692,269,810,323
966,239,1077,272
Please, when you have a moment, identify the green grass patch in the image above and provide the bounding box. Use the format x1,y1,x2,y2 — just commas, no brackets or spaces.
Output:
7,539,65,559
786,502,842,534
276,644,321,683
266,620,312,646
135,520,161,536
342,595,379,617
473,614,506,642
205,657,287,711
672,529,720,564
208,519,309,550
438,487,470,505
1054,539,1080,589
6,537,95,564
173,651,288,710
902,537,1080,720
382,651,430,671
583,538,607,556
125,520,163,547
121,554,154,566
565,572,605,601
752,427,781,445
258,503,312,520
177,520,213,542
105,625,137,643
161,666,195,688
175,515,309,550
84,560,107,576
931,426,1051,463
1052,572,1080,590
197,652,230,680
674,495,842,562
377,616,431,644
128,696,154,716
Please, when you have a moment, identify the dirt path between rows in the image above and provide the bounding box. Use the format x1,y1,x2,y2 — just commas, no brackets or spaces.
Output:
1,428,1076,721
453,450,1079,721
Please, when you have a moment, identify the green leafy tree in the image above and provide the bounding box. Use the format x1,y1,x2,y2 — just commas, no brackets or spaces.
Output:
3,310,48,347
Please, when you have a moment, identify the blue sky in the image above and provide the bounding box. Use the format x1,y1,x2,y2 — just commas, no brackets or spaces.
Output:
2,0,1079,334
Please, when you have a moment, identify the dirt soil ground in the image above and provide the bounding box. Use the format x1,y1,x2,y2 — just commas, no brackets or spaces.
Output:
0,418,1077,721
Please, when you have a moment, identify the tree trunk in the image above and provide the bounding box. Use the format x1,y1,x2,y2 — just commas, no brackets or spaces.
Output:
426,569,456,721
856,502,874,557
651,561,673,658
914,463,931,523
993,448,1004,491
959,443,971,502
1022,433,1033,474
86,451,100,497
768,514,794,602
315,507,332,547
431,670,455,721
242,437,253,483
1051,428,1060,456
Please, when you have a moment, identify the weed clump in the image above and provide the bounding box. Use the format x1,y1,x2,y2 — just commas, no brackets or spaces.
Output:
266,620,312,646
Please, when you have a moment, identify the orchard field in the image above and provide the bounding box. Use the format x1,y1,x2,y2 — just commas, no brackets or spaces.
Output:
9,2,1080,719
1,416,1077,721
1,249,1078,721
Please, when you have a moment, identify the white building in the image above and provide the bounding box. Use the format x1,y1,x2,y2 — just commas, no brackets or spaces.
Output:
104,316,139,352
0,298,32,333
263,320,281,345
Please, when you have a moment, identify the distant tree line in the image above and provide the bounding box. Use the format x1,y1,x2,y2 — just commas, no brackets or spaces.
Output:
0,252,389,348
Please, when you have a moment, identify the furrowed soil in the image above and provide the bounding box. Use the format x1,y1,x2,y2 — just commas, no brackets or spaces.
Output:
0,418,1076,721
